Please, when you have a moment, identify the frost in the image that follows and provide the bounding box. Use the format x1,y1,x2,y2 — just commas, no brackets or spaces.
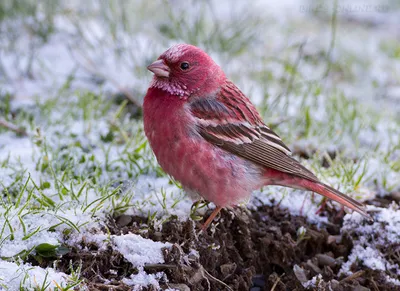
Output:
386,275,400,286
112,233,171,268
122,267,166,290
0,261,74,290
0,208,101,258
303,274,323,289
340,205,400,279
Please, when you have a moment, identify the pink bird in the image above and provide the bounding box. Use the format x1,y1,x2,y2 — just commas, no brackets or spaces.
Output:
143,44,371,229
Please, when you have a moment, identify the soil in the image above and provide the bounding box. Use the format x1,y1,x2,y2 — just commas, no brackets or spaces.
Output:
40,196,400,291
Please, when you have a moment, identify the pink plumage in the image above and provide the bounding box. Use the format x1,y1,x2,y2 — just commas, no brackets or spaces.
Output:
143,44,371,228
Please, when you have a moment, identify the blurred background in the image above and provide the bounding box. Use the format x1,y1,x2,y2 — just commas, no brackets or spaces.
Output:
2,0,399,185
1,0,399,106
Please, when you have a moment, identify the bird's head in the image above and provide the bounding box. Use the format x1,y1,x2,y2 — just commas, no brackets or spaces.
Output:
147,44,225,98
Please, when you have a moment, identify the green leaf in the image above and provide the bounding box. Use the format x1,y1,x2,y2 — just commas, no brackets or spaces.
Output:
35,243,65,258
35,243,58,257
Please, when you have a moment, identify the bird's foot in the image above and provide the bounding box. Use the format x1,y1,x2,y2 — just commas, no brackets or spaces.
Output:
315,198,327,215
201,206,223,231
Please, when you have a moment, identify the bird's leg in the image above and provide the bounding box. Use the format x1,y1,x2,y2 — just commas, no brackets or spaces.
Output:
202,206,223,231
315,197,327,215
299,192,309,216
335,206,345,220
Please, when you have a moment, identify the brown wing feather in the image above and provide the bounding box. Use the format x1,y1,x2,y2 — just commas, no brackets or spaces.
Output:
190,81,372,220
190,80,319,182
199,125,319,182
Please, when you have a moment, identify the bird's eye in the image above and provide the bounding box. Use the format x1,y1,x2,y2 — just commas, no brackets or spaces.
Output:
180,62,190,70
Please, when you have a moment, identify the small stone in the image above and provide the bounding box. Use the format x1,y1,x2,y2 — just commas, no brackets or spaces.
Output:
316,254,337,267
293,265,308,283
306,259,323,274
116,215,132,227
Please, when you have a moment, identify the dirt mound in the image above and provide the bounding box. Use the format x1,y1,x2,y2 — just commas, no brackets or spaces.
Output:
107,203,398,290
43,201,399,290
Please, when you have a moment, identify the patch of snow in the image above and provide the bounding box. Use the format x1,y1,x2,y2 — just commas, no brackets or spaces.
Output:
303,274,323,289
68,232,172,290
112,233,171,268
341,245,387,273
0,133,38,180
340,204,400,279
386,275,400,286
0,208,101,258
129,176,193,221
68,233,110,251
70,232,171,268
0,260,75,290
122,267,166,290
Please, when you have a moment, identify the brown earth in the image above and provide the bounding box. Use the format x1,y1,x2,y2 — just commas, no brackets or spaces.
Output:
39,195,399,290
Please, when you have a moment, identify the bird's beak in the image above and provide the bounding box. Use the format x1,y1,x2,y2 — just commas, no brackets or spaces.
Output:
147,59,170,78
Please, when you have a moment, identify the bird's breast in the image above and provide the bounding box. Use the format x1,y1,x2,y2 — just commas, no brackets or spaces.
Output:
143,87,192,151
143,87,264,207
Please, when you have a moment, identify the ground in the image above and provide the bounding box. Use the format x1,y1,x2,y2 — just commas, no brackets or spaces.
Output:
0,0,399,290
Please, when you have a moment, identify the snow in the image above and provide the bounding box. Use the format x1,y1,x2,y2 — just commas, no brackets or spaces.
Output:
0,222,174,289
342,245,387,272
130,176,193,221
72,232,171,268
112,233,171,268
303,274,323,289
68,232,172,289
122,268,166,290
0,208,101,258
386,275,400,286
340,204,400,279
0,261,73,290
0,133,37,180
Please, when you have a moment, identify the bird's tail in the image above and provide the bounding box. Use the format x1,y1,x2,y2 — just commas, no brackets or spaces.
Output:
297,179,372,221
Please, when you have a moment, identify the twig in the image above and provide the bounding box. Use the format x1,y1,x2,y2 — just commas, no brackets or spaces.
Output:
371,277,380,291
271,274,284,291
203,268,233,291
341,270,365,282
0,119,27,136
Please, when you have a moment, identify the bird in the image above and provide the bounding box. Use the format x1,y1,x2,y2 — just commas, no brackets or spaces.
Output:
143,43,371,230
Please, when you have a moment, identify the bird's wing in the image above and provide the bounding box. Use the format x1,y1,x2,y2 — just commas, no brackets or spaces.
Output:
189,80,319,182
